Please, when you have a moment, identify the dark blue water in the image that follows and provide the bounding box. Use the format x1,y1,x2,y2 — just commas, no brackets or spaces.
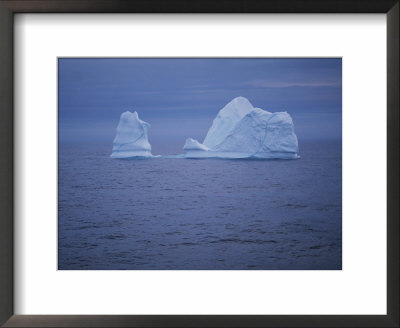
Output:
58,141,342,270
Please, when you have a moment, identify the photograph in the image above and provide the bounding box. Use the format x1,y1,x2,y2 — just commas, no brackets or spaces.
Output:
58,58,342,270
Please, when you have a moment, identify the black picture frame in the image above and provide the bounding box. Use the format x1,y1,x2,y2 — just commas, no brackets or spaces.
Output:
0,1,398,327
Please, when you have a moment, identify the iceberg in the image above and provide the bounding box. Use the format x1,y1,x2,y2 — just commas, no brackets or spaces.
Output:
110,111,153,158
183,97,299,159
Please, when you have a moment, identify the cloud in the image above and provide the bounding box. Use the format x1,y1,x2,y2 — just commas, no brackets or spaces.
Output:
246,80,341,88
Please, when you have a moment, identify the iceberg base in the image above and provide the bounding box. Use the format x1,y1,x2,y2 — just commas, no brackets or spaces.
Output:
110,150,154,159
184,150,299,159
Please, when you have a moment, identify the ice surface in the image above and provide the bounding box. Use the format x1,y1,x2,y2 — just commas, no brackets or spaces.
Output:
203,96,254,149
111,111,153,158
184,97,299,159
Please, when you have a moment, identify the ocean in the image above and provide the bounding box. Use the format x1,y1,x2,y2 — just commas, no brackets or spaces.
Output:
58,140,342,270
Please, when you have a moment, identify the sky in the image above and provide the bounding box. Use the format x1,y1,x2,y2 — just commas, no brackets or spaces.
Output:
58,58,342,154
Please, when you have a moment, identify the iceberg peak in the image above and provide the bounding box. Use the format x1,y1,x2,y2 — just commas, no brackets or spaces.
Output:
219,96,254,117
110,111,153,158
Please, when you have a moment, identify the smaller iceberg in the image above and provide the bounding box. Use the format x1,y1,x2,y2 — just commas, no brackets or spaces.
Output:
184,138,210,151
110,111,153,158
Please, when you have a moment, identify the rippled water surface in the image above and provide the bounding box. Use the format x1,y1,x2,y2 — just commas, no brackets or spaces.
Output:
58,141,342,270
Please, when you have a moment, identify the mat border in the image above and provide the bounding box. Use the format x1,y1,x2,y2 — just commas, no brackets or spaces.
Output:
0,1,398,327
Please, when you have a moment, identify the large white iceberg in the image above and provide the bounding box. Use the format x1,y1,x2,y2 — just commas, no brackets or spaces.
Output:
110,111,153,158
183,97,299,159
